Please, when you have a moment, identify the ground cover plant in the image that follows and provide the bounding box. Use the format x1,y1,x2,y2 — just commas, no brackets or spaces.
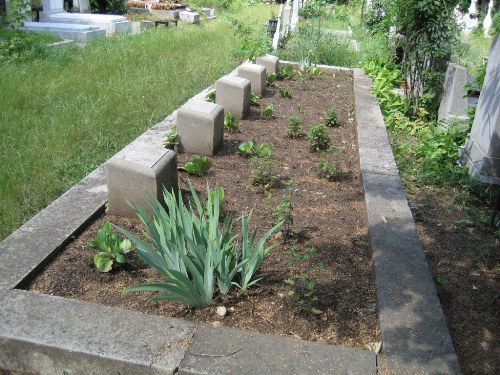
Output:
0,3,277,242
28,68,380,350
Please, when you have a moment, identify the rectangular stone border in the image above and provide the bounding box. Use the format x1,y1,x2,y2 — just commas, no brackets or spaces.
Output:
0,63,458,374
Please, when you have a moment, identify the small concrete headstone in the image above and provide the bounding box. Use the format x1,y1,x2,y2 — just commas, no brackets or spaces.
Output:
176,100,224,156
215,75,251,120
107,148,178,217
201,7,216,18
179,11,200,24
461,35,500,184
438,63,469,121
237,62,266,97
256,54,280,75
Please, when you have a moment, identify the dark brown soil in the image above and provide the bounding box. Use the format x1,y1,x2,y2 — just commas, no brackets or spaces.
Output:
27,71,381,350
406,186,500,375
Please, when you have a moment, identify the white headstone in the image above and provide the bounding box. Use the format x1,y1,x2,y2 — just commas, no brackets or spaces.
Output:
461,36,500,184
463,0,479,33
483,0,494,36
42,0,64,14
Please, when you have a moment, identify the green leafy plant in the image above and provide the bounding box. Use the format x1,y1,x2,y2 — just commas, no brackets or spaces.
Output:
237,139,257,157
184,155,212,176
88,221,132,273
286,116,305,139
250,156,280,188
317,158,341,181
117,182,281,306
266,72,278,87
280,88,293,99
324,107,338,127
280,65,295,80
308,123,331,151
261,103,274,119
224,112,239,132
205,90,216,102
250,92,260,106
274,179,295,238
254,142,273,158
164,125,179,149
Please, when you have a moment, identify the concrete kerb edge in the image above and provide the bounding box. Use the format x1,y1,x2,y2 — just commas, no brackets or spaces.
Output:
0,63,457,374
353,68,461,373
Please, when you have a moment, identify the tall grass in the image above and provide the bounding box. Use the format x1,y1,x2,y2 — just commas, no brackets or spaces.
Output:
0,5,275,241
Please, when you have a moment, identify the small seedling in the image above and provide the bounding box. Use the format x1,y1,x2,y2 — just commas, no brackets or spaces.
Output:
255,142,273,158
224,112,239,132
184,155,212,176
280,65,295,80
308,123,331,151
164,125,179,149
89,221,132,273
261,103,274,119
286,116,305,139
266,72,278,87
250,92,260,106
274,179,295,239
324,107,338,127
205,90,216,102
317,158,340,181
237,139,257,157
280,88,293,98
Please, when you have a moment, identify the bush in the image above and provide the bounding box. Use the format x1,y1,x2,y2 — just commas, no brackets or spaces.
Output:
286,116,305,138
308,123,331,151
90,0,126,14
324,107,338,127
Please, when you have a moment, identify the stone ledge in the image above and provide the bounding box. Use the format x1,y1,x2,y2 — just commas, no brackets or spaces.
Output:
178,324,376,375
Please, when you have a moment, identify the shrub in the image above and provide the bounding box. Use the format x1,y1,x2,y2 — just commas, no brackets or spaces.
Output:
286,116,305,139
308,123,331,151
324,107,338,127
90,0,126,14
316,158,341,181
250,156,280,188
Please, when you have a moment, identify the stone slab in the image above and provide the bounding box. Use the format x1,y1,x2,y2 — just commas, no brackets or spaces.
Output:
354,68,461,374
179,324,376,375
42,12,131,35
179,11,200,23
0,290,195,375
256,54,280,74
462,35,500,184
438,63,469,121
0,167,107,293
21,21,106,43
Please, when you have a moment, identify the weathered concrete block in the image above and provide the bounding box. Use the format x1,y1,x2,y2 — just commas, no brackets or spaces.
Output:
438,63,469,121
256,54,280,75
215,75,251,120
176,100,224,155
201,7,215,18
107,148,178,217
179,11,200,23
237,62,266,97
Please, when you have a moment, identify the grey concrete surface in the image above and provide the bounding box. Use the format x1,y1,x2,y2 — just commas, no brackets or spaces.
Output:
179,324,376,375
256,54,280,75
215,75,250,120
237,62,267,97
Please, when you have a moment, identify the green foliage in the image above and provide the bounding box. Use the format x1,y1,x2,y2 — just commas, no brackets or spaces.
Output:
308,123,331,151
205,90,216,103
118,182,280,305
274,179,295,238
316,157,341,181
224,112,239,132
299,0,326,19
0,30,59,63
250,92,260,106
90,0,126,15
324,107,338,127
266,72,278,87
5,0,31,28
164,126,179,148
492,13,500,35
184,155,212,176
279,65,295,80
280,88,293,98
286,116,305,139
237,139,257,157
89,221,132,273
250,156,280,188
261,103,274,119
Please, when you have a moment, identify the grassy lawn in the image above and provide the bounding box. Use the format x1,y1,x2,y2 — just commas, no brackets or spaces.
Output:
0,4,276,241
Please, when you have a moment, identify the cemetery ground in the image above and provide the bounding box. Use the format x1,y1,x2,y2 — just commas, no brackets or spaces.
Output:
27,70,382,351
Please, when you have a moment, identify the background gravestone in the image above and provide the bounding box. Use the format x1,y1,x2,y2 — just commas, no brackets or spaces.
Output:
438,63,469,121
461,35,500,184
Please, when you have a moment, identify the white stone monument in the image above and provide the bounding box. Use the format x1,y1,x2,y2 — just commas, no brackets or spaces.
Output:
461,36,500,184
483,0,494,37
463,0,479,34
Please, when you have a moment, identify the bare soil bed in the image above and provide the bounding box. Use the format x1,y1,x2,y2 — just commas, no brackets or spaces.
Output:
27,70,380,350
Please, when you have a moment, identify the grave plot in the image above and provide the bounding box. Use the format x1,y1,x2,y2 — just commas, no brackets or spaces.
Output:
27,68,381,350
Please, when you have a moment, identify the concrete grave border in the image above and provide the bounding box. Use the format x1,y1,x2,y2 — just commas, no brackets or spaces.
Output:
0,63,459,374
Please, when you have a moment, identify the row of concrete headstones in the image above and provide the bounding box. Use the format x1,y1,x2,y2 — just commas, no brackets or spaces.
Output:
439,35,500,185
107,55,280,217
